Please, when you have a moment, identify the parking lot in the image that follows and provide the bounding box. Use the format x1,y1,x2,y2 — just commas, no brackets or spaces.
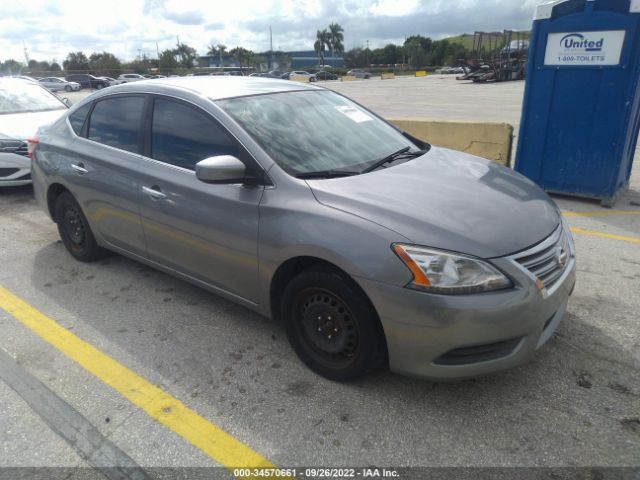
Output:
1,76,639,475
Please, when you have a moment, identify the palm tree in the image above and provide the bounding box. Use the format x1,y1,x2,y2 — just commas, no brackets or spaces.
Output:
328,22,344,67
229,47,252,74
314,29,329,67
216,44,227,67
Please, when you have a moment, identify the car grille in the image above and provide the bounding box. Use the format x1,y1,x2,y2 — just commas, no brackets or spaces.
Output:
512,225,570,290
0,140,29,157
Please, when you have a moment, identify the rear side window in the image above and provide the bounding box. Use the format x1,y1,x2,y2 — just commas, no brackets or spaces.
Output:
88,96,144,153
68,103,91,136
150,98,238,170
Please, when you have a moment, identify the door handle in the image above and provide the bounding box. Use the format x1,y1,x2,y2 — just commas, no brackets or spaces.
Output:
70,163,88,174
141,185,167,200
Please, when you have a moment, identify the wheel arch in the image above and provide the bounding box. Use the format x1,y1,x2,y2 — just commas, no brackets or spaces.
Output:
270,255,389,369
269,255,388,357
46,183,71,222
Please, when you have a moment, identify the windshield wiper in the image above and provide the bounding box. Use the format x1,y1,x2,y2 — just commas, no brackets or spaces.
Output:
296,170,360,179
362,146,428,173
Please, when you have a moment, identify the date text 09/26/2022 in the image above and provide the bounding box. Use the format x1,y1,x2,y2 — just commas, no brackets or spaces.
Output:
233,468,400,478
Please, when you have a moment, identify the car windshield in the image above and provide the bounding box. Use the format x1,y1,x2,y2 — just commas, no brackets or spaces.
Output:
0,81,66,114
218,90,420,175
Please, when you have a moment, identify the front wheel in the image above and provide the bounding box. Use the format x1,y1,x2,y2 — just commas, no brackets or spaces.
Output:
55,192,107,262
95,83,104,90
281,267,386,381
65,85,72,92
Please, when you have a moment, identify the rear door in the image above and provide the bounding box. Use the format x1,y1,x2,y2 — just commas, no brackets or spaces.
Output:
137,96,264,302
67,94,148,257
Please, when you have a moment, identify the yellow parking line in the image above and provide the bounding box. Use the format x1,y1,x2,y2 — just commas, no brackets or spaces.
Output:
563,210,640,218
570,227,640,245
0,286,274,476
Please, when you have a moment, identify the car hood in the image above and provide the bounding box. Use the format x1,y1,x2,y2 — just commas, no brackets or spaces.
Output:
307,147,560,259
0,110,66,140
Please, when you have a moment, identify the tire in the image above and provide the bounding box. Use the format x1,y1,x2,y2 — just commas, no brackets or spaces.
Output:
96,83,104,90
54,192,107,262
64,85,72,92
281,267,385,381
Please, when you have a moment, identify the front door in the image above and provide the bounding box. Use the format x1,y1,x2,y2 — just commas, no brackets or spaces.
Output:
138,96,264,302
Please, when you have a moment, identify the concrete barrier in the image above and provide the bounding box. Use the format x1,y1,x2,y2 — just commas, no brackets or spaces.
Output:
381,72,395,80
289,75,310,83
415,71,427,77
340,75,358,82
388,118,514,166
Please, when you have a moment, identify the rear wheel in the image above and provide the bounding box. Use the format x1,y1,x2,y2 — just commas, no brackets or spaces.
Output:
54,192,107,262
282,267,385,381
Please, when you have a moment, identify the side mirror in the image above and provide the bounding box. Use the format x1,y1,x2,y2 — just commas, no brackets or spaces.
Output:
62,97,72,107
195,155,246,184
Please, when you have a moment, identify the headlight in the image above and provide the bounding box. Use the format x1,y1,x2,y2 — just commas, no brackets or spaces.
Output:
392,244,512,294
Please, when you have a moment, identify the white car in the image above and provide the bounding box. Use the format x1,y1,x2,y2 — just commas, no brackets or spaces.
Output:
288,71,317,82
117,73,146,83
38,77,81,92
98,76,122,86
0,78,68,186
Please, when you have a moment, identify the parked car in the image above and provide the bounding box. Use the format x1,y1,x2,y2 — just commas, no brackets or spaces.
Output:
347,69,372,79
65,74,110,90
38,77,81,92
117,73,146,83
268,70,283,78
31,77,575,381
315,70,339,81
98,76,122,86
0,78,68,186
287,70,317,82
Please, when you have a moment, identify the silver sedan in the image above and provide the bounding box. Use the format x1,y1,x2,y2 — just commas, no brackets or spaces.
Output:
30,77,576,381
38,77,81,92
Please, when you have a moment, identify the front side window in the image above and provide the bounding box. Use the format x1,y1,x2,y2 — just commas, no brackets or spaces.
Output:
150,98,238,170
218,90,418,175
87,96,144,153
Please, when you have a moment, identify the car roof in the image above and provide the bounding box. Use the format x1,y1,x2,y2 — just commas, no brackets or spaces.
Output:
98,76,322,100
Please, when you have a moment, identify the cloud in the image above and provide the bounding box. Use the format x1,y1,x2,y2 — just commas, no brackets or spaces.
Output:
163,10,205,25
0,0,540,63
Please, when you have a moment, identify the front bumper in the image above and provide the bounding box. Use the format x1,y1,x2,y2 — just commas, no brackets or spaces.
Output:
358,225,576,380
0,152,32,186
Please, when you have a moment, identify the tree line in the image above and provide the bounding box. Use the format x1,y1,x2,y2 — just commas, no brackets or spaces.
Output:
1,30,474,77
344,35,471,69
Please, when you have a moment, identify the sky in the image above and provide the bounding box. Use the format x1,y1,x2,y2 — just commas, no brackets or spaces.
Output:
0,0,541,63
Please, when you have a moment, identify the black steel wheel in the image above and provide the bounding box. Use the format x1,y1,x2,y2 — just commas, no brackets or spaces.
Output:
282,267,386,381
55,192,107,262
